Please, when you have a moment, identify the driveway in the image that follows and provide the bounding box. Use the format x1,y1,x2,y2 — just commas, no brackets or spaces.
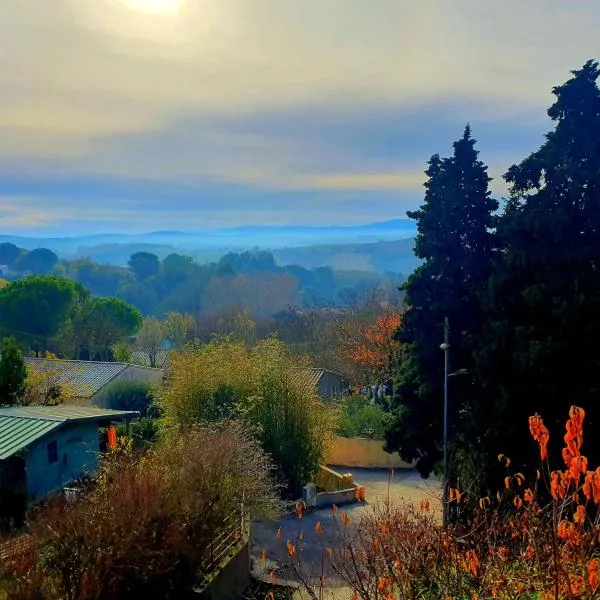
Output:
250,467,441,584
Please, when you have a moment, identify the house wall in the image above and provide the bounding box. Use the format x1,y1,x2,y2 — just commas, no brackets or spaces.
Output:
24,422,100,499
317,372,347,401
326,435,415,470
92,365,164,407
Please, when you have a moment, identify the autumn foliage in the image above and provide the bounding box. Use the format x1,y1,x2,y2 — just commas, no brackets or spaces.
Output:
339,309,403,384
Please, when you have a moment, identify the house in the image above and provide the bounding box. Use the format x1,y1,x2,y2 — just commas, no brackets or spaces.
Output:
292,368,350,402
0,405,138,500
25,358,164,407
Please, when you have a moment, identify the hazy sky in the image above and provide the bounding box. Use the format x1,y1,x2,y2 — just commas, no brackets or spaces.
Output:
1,0,599,233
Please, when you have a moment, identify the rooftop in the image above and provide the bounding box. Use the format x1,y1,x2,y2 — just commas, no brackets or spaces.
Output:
0,405,138,461
25,358,130,398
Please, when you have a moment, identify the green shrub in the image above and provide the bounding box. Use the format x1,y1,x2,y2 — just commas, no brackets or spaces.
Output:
102,381,157,417
337,394,392,440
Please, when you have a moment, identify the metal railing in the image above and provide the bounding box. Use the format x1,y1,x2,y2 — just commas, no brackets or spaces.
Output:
198,508,249,580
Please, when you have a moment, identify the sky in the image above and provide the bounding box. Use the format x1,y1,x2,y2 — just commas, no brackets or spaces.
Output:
1,0,599,234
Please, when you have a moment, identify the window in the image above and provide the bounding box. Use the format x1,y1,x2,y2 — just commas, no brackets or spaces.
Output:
47,440,58,464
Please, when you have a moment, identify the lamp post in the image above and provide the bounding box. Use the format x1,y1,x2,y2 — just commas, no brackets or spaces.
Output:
439,317,450,527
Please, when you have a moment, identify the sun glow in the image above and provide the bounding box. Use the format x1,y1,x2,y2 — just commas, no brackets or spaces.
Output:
119,0,187,16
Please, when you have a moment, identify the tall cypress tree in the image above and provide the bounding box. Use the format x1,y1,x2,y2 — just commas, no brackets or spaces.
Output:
386,127,498,488
478,60,600,473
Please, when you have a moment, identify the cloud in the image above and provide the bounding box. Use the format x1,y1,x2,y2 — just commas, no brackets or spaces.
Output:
0,0,598,230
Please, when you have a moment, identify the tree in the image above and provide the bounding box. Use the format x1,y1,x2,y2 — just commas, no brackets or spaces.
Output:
163,312,196,348
69,297,142,360
477,61,600,479
128,252,159,281
0,276,87,351
0,243,21,266
338,309,403,385
386,126,498,487
16,247,58,274
136,316,164,367
0,337,27,405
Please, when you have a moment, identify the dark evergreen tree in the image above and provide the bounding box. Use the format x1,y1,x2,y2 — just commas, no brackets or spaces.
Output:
0,337,27,406
386,127,498,491
477,60,600,476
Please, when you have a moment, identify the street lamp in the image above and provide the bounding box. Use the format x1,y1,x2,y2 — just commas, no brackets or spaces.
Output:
440,318,450,527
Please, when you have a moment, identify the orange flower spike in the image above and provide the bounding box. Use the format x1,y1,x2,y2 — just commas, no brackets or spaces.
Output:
455,488,462,504
449,488,456,502
393,559,402,569
341,512,351,528
593,468,600,504
276,527,283,540
504,477,511,490
465,550,480,577
525,545,535,560
325,548,332,557
574,504,586,525
420,498,430,512
314,521,323,535
377,577,389,592
351,592,358,600
529,414,550,460
550,471,560,501
523,488,534,503
588,559,599,591
295,501,304,520
584,471,594,501
286,539,297,557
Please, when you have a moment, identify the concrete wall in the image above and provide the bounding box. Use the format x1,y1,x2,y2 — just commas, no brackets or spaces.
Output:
196,541,250,600
93,364,164,407
315,465,354,492
24,422,100,498
326,436,415,470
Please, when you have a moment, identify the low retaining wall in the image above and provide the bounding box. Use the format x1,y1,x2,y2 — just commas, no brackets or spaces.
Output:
304,465,366,508
326,436,415,470
315,465,354,492
315,486,364,508
195,541,250,600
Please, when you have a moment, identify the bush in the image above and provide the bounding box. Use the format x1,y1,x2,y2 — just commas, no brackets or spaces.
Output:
336,394,392,440
0,422,279,600
101,381,156,417
158,337,334,495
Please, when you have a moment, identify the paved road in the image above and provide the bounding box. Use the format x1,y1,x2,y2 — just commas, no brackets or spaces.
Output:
250,467,441,585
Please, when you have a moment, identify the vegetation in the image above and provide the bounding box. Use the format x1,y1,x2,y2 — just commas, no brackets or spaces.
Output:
269,406,600,600
101,381,156,417
0,337,27,406
0,422,279,600
387,60,600,498
336,395,392,440
157,337,334,494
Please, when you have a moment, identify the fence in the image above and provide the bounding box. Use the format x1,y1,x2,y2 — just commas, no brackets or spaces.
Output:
197,509,249,584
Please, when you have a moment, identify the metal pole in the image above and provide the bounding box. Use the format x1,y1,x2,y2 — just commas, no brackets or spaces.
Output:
443,317,449,528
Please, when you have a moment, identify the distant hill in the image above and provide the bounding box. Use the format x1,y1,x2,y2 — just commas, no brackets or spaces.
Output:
272,238,419,275
0,219,419,273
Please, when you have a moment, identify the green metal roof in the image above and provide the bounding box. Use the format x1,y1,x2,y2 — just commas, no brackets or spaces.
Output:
0,416,62,461
0,406,139,460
